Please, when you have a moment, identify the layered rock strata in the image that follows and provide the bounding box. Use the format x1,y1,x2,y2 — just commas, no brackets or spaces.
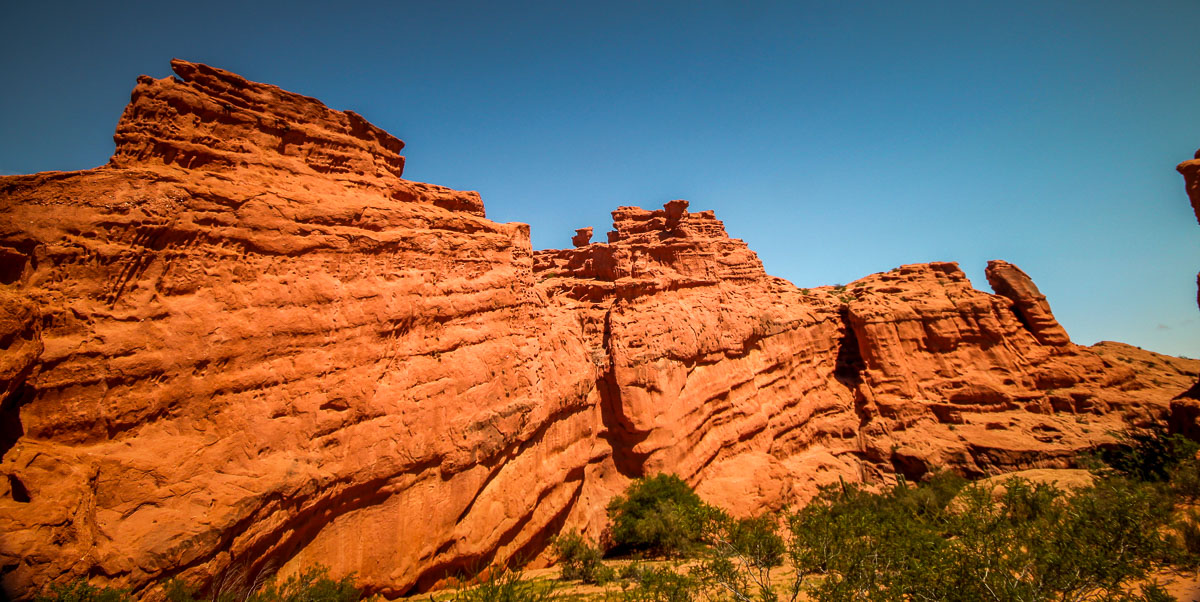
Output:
0,61,1196,600
0,60,609,599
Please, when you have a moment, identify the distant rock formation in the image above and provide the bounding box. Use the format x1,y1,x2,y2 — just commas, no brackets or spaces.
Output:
1171,150,1200,430
1,61,1197,600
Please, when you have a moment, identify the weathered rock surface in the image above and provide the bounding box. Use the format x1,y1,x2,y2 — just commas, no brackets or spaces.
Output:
0,61,1196,600
0,60,608,599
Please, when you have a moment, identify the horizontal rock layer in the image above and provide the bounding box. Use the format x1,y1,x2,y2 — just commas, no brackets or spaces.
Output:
1,62,1197,600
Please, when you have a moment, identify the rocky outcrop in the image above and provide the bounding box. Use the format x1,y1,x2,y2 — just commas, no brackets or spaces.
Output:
985,260,1071,346
1179,150,1200,226
571,227,592,248
1177,149,1200,331
1,61,1196,600
1171,149,1200,421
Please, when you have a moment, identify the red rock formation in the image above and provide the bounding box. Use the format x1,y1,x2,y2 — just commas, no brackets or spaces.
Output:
1170,149,1200,422
1179,149,1200,225
985,260,1070,346
571,227,592,248
1177,149,1200,322
0,61,1196,600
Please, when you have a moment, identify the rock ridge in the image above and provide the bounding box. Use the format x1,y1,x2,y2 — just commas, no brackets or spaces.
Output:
533,199,766,299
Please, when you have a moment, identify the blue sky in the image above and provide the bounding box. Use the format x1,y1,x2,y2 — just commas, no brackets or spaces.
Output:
2,1,1198,356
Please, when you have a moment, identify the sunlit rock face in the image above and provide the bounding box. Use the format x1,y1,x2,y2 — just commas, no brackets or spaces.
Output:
1,61,1196,599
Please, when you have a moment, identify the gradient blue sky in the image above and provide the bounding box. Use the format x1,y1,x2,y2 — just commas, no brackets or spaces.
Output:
2,1,1198,356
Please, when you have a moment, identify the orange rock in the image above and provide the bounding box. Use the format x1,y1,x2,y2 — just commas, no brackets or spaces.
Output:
1175,150,1200,404
985,260,1070,346
0,61,1195,600
571,227,593,248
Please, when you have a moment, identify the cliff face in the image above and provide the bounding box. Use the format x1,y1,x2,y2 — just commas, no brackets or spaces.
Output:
0,60,610,598
1,61,1196,599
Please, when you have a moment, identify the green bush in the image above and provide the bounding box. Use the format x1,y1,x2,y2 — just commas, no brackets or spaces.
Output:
1175,509,1200,570
35,580,130,602
1093,426,1200,483
783,474,1182,601
614,559,645,582
253,567,359,602
1168,456,1200,501
449,567,557,602
550,532,613,584
696,513,790,602
162,566,358,602
616,565,701,602
790,481,953,601
1139,583,1179,602
606,474,709,557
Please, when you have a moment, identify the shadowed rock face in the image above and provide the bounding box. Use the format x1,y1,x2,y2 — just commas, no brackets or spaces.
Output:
1,61,1197,599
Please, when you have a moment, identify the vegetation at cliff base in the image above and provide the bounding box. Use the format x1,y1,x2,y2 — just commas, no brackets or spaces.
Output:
606,473,709,557
552,532,614,585
34,567,359,602
452,428,1200,601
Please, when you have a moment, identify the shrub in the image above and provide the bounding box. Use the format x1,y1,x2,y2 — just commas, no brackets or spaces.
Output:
1175,510,1200,569
617,565,701,602
617,560,647,581
893,471,966,518
790,480,953,601
35,580,130,602
1093,425,1200,483
253,567,359,602
162,566,358,602
606,474,709,556
449,567,557,602
1139,583,1178,602
696,513,790,602
550,532,613,584
783,474,1181,601
1168,456,1200,501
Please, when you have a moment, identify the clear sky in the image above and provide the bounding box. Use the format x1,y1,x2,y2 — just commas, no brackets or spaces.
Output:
2,1,1198,356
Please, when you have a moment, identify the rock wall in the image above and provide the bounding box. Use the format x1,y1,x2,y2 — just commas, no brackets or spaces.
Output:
0,60,613,599
0,62,1196,599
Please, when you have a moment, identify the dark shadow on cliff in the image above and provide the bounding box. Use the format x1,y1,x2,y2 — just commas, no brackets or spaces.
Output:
0,385,31,464
596,310,651,478
834,308,870,428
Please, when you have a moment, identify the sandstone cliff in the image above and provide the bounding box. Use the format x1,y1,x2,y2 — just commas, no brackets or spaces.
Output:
0,61,1196,599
